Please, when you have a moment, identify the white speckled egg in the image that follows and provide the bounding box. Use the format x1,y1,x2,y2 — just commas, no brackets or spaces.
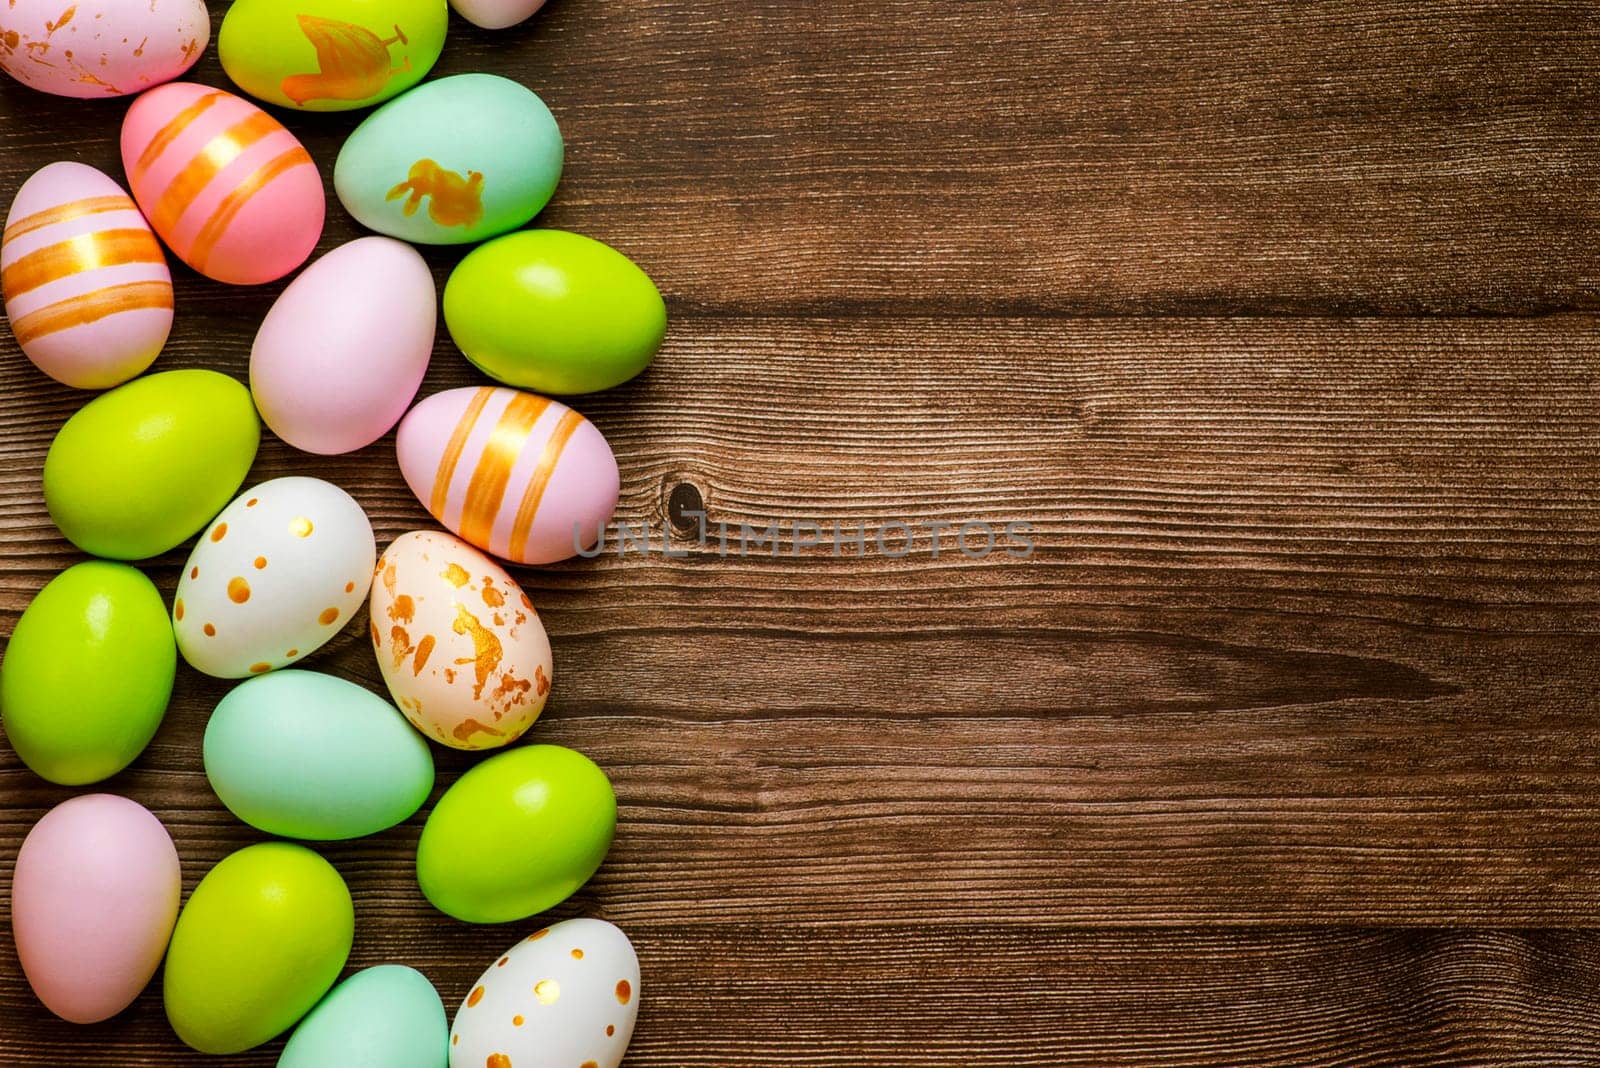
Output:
0,0,208,98
369,530,551,750
174,477,375,678
450,918,638,1068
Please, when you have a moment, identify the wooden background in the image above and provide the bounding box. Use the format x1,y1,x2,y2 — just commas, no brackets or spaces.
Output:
4,1,1600,1064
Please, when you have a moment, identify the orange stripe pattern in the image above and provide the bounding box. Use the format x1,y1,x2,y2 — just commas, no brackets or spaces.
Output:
149,111,281,239
2,196,131,245
131,90,224,179
1,229,165,301
430,387,495,518
509,409,585,559
458,394,552,549
11,281,174,346
189,148,314,273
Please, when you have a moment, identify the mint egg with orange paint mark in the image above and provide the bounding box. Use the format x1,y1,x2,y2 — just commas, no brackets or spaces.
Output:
218,0,446,112
417,745,616,924
369,530,552,751
175,477,375,679
395,387,619,565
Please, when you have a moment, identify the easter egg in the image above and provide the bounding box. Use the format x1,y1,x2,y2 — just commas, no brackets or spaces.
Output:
369,530,552,750
444,230,665,395
396,387,619,565
219,0,446,111
205,670,433,839
173,477,376,678
1,562,175,784
334,73,561,245
12,795,181,1024
43,369,259,559
1,162,172,389
0,0,207,98
416,745,616,924
451,919,638,1068
449,0,545,30
279,965,449,1068
250,236,435,455
164,842,354,1055
121,82,324,284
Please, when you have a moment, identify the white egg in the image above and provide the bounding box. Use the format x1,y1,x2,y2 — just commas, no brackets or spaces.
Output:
451,918,639,1068
174,477,376,679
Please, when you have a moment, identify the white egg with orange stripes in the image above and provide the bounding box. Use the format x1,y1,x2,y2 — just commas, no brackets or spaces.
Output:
396,386,620,566
174,477,376,680
120,81,324,285
2,162,172,389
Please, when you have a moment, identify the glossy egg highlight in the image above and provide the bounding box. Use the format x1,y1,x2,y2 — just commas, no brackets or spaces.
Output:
250,236,435,455
174,477,376,679
0,0,207,98
2,162,172,388
12,795,181,1023
121,82,324,284
450,918,639,1068
369,530,552,750
396,387,619,565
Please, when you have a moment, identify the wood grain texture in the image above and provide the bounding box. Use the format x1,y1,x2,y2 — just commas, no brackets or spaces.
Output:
2,0,1600,1064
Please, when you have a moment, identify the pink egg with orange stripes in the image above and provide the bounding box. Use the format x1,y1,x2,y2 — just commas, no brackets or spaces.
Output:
396,387,620,566
2,162,172,389
121,81,324,285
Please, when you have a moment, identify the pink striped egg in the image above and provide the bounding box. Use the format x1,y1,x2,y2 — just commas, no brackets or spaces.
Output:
120,82,324,285
396,387,619,565
0,0,207,98
2,162,172,389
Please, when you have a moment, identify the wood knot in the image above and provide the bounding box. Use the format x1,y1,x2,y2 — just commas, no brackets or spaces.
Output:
666,481,705,533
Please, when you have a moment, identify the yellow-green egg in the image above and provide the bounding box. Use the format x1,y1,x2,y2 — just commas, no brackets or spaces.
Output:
219,0,447,111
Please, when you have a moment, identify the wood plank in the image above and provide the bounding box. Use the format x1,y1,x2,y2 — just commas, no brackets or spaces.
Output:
7,927,1600,1065
5,3,1600,315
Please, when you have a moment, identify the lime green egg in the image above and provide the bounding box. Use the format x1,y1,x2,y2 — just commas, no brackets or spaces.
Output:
444,229,667,394
43,369,259,560
416,744,616,924
219,0,447,111
0,562,175,785
164,843,354,1055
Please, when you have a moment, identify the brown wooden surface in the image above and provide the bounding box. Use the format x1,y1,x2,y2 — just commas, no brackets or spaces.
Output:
3,2,1600,1065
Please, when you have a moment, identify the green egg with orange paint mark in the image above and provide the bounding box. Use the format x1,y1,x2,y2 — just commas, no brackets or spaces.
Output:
417,745,616,924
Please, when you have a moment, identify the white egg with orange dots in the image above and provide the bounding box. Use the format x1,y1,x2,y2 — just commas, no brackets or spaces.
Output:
1,162,172,388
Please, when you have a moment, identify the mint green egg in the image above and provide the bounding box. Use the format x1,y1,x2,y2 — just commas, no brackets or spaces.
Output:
220,0,447,111
44,369,259,560
416,745,616,924
278,965,448,1068
204,670,434,840
0,561,175,785
334,73,562,245
444,230,667,394
164,843,354,1055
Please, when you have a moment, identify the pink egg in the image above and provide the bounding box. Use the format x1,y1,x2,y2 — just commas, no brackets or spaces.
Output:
0,0,207,98
448,0,547,30
120,82,324,285
396,386,619,565
251,237,435,455
2,161,173,388
12,794,182,1024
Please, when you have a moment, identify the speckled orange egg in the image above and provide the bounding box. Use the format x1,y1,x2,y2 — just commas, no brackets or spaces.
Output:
369,530,551,750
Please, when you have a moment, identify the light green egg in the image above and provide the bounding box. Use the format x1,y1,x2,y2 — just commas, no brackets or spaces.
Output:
219,0,447,112
44,369,259,560
444,230,667,395
278,965,448,1068
334,73,562,245
204,670,434,840
165,843,354,1055
416,744,616,924
0,562,175,785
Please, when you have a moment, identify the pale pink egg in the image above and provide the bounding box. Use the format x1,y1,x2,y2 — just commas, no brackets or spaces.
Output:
2,161,172,388
396,386,620,565
0,0,207,98
251,237,435,455
120,82,324,285
448,0,547,30
370,530,552,749
12,794,181,1023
